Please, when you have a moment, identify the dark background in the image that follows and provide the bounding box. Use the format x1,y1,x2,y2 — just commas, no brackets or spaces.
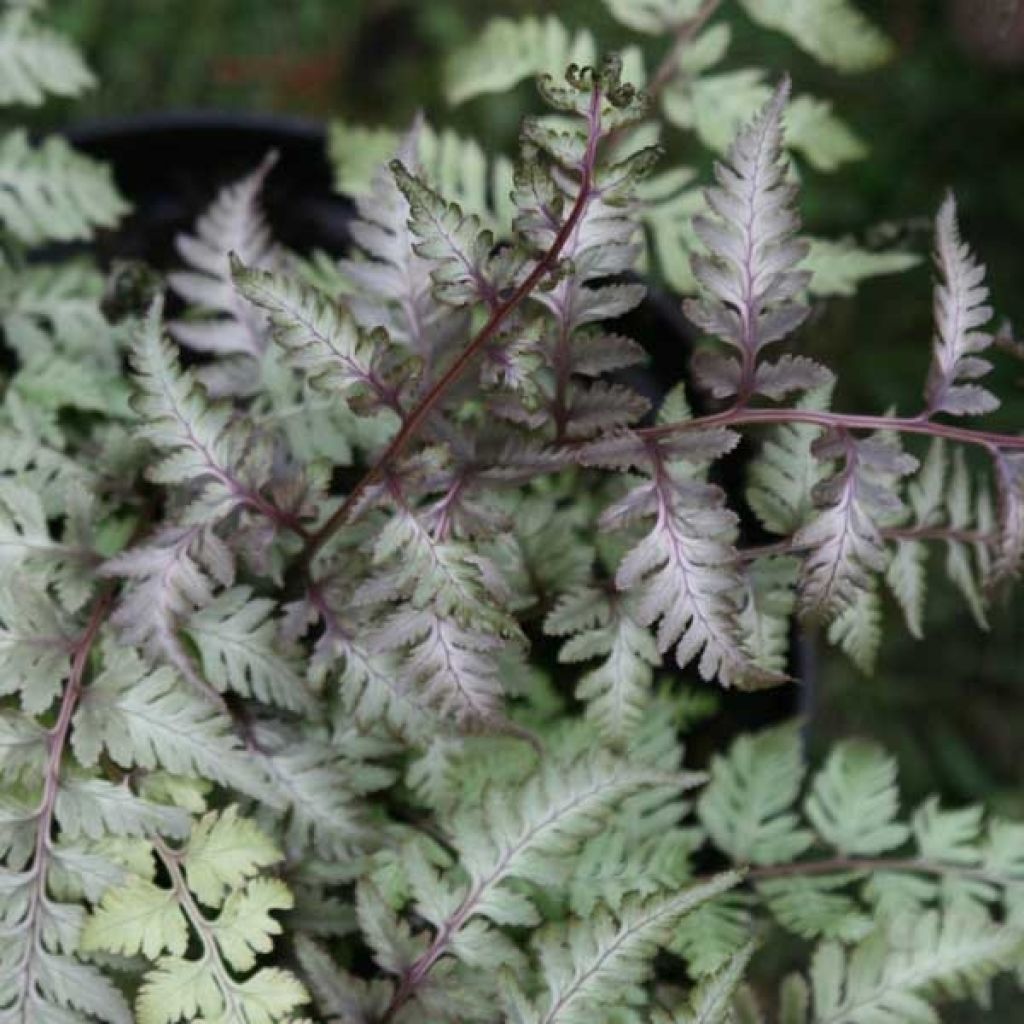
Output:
40,0,1024,812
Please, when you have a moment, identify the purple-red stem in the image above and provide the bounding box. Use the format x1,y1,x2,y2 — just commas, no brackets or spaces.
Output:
15,587,114,1014
640,406,1024,452
298,84,607,574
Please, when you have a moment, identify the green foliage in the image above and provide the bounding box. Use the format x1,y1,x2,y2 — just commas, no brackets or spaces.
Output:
736,0,892,72
0,130,127,245
429,0,915,299
0,10,1023,1024
83,809,308,1024
0,6,93,106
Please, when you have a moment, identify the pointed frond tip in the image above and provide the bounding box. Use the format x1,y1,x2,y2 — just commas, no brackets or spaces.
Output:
685,79,826,404
926,192,997,417
390,159,506,308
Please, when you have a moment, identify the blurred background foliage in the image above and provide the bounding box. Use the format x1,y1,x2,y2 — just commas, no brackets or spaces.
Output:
39,0,1024,810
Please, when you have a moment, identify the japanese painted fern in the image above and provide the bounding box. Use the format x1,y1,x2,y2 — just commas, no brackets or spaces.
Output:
1,7,1023,1024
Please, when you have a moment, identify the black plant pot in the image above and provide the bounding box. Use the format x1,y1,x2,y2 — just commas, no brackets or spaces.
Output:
66,111,352,268
64,111,806,737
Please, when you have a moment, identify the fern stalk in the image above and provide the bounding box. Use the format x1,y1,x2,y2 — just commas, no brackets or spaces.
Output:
646,0,722,98
744,855,1020,887
380,762,661,1021
10,584,114,1019
642,406,1024,452
149,835,251,1021
298,82,607,573
737,524,996,563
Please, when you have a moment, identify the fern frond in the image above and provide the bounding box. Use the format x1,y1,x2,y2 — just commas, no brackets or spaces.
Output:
671,892,755,977
245,725,384,860
309,586,437,742
295,935,392,1023
654,942,756,1024
336,121,471,375
758,873,873,942
504,873,741,1024
0,8,93,106
84,810,308,1024
391,161,505,308
736,0,893,72
103,525,233,698
992,451,1024,582
807,909,1021,1023
607,453,775,689
749,387,835,536
698,721,813,865
0,578,74,714
374,752,696,1020
0,130,127,245
604,0,711,35
180,806,282,908
826,581,882,674
796,433,917,619
449,753,696,916
70,643,257,792
738,555,798,676
685,81,827,403
548,587,659,743
0,260,109,364
0,478,74,575
232,258,404,417
129,301,271,518
374,606,508,725
364,505,516,634
944,448,991,626
804,741,909,856
55,778,191,841
186,586,314,713
885,439,947,637
925,194,997,417
169,153,282,365
444,15,595,106
569,824,703,918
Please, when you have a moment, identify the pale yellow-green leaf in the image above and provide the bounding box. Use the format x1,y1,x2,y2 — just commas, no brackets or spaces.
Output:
136,957,222,1024
230,967,310,1024
211,877,294,972
182,806,282,908
82,875,187,960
